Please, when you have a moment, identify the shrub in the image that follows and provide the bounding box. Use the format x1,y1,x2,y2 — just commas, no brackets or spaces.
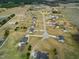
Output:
28,45,32,51
4,29,9,39
53,48,57,55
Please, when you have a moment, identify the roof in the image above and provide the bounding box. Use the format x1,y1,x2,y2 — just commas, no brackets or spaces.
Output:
20,37,28,43
36,51,49,59
32,16,36,21
29,26,35,32
58,35,64,40
18,42,25,47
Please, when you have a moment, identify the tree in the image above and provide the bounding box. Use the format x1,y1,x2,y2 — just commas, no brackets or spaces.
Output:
53,48,57,55
4,29,9,39
61,0,67,1
15,22,18,25
15,27,19,31
1,20,7,25
26,52,30,59
28,45,32,51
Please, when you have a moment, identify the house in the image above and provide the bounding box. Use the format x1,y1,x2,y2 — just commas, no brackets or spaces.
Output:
29,26,35,33
57,35,64,43
32,20,36,27
36,51,49,59
18,36,28,47
18,42,25,47
32,16,36,21
20,36,28,44
63,28,68,32
51,15,59,20
48,15,59,20
32,51,49,59
17,35,29,51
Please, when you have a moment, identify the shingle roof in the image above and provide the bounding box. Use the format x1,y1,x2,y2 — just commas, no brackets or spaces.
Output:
58,35,64,40
20,37,28,43
36,51,49,59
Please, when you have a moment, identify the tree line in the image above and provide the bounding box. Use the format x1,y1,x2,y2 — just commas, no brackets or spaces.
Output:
0,0,79,4
0,0,45,4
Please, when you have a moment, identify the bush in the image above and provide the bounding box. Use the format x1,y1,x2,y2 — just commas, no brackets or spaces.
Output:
1,20,7,25
53,48,57,55
4,29,9,39
23,27,27,29
15,27,19,31
10,14,15,17
15,22,18,25
26,52,30,59
28,45,32,51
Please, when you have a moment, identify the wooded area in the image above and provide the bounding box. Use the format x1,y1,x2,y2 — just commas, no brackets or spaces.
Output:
0,0,79,4
0,0,79,8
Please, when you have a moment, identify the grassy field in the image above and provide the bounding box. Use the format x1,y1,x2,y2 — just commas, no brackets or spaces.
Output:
62,8,79,28
61,7,79,59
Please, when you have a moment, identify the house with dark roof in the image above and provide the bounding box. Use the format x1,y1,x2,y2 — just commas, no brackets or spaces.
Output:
17,36,29,50
57,35,64,43
18,36,28,47
35,51,49,59
20,36,28,44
